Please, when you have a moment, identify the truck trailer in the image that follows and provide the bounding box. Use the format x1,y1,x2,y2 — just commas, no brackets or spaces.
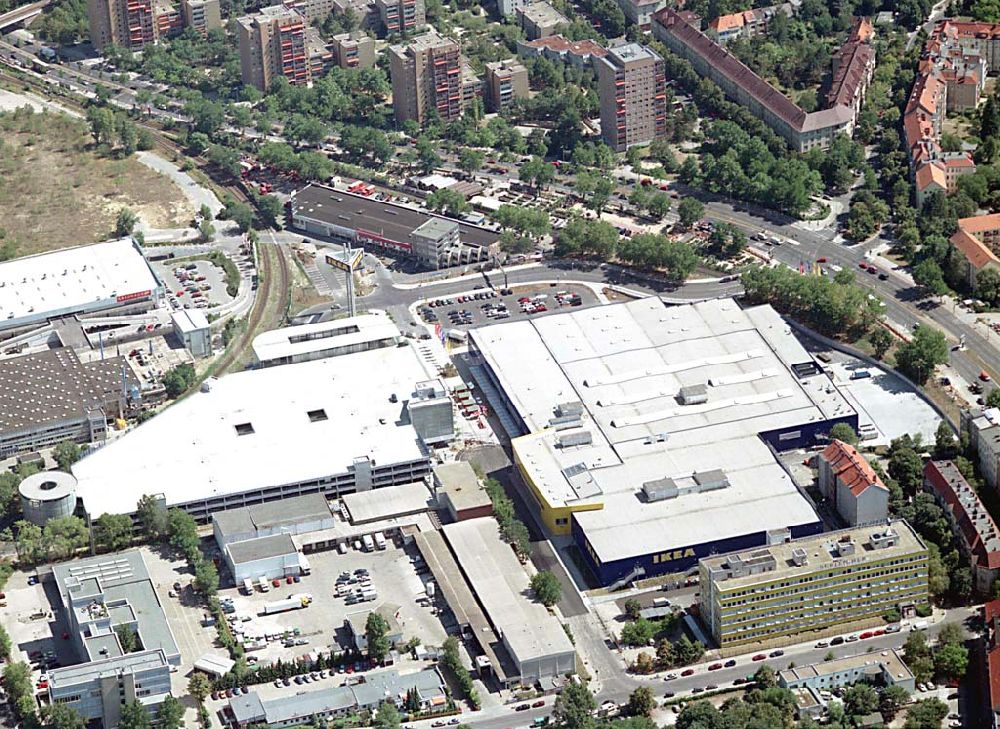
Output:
262,594,312,615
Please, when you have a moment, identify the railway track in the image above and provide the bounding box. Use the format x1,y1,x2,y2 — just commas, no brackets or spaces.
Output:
0,63,289,374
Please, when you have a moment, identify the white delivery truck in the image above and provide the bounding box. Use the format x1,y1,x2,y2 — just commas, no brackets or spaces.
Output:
299,554,311,576
242,579,254,595
362,534,375,552
258,578,270,593
374,532,387,550
262,594,311,615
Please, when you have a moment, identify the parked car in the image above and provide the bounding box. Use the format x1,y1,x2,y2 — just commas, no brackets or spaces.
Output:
752,654,767,661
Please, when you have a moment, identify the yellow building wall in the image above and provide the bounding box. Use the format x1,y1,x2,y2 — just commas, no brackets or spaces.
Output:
511,434,603,536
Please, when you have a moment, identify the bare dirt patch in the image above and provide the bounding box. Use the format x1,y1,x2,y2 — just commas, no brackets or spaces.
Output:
0,107,192,256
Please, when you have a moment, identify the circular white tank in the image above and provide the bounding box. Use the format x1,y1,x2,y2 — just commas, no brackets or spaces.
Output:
19,471,78,525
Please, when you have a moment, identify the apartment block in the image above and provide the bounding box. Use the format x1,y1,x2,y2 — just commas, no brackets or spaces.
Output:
330,0,380,30
389,31,470,124
283,0,336,21
305,27,334,78
594,43,667,152
516,1,566,39
905,20,995,207
376,0,424,34
154,0,182,38
949,214,1000,287
779,649,915,694
517,34,607,70
484,59,528,112
498,0,528,18
699,520,929,650
617,0,666,27
237,5,309,92
653,8,873,152
925,460,1000,595
707,2,795,43
181,0,221,35
817,439,889,526
330,31,376,68
965,407,1000,493
986,600,1000,729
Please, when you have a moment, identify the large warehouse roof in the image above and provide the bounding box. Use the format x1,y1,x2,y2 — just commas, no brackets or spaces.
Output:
0,238,160,331
251,311,400,365
443,518,574,671
470,297,849,564
72,342,436,518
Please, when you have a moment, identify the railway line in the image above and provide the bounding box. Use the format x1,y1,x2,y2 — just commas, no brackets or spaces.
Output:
0,61,289,376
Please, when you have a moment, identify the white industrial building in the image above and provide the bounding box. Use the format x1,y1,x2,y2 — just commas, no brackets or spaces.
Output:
212,494,336,548
0,238,163,335
442,517,576,685
71,334,452,522
469,297,856,587
251,312,400,367
171,309,211,358
18,470,78,525
225,533,303,583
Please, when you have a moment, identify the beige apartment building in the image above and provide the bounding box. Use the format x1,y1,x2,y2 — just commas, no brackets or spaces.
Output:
376,0,424,34
181,0,220,35
699,520,929,651
484,59,528,112
389,31,477,124
594,43,667,152
330,31,376,69
237,5,309,92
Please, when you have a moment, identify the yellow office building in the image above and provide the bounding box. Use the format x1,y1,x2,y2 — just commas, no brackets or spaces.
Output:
699,520,929,649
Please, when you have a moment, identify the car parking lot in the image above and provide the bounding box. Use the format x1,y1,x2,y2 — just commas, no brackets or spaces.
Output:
418,285,596,332
212,541,451,671
153,257,236,313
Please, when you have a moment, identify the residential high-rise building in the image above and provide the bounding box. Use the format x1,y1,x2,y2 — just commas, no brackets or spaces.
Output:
484,59,528,112
181,0,221,35
699,520,929,651
594,43,667,152
375,0,424,34
389,31,470,124
330,31,376,68
89,0,219,50
237,5,309,92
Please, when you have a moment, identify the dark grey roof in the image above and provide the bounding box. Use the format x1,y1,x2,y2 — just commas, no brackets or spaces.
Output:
213,494,332,539
292,184,500,249
0,348,137,432
226,533,297,564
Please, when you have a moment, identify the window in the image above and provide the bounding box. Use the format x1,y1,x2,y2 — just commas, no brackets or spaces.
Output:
235,422,255,436
308,409,328,422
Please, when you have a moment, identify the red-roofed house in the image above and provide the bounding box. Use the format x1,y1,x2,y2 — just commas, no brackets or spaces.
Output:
925,460,1000,594
951,214,1000,287
818,440,889,526
983,599,1000,727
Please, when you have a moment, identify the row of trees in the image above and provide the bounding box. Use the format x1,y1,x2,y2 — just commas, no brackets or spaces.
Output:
440,636,480,710
483,478,531,562
903,625,969,684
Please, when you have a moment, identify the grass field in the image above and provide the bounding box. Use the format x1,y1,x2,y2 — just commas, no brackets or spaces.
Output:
0,106,192,257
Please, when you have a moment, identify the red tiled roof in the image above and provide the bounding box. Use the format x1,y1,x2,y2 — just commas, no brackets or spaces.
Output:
709,10,748,32
522,34,607,58
820,440,887,497
951,228,1000,271
915,161,947,192
957,213,1000,234
925,460,1000,569
826,41,874,109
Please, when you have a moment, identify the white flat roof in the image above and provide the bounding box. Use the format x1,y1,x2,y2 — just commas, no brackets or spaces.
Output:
251,312,399,363
342,481,431,523
172,309,209,333
72,344,437,517
0,238,160,330
472,298,844,563
443,518,574,669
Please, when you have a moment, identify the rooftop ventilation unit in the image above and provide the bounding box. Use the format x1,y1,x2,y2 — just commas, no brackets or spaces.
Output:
791,547,808,566
557,430,592,448
678,384,708,405
642,478,679,502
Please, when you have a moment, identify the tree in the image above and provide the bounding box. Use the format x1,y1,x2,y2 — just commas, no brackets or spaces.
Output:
194,560,218,596
116,207,138,236
829,423,858,446
753,664,777,689
677,198,704,229
86,106,116,146
870,327,894,360
136,494,167,540
904,698,948,729
881,684,911,719
0,624,9,662
223,202,255,234
552,681,596,729
978,267,1000,304
842,683,879,717
895,326,949,385
935,641,969,679
117,700,151,729
254,193,284,229
157,695,184,729
44,516,89,560
167,508,199,556
14,520,45,564
53,441,82,471
529,571,561,607
188,672,211,704
162,362,197,398
458,149,484,175
426,188,468,216
45,702,85,729
620,619,655,647
912,259,949,296
625,687,655,717
415,137,442,174
366,611,392,665
115,624,140,653
624,598,642,621
374,701,400,729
